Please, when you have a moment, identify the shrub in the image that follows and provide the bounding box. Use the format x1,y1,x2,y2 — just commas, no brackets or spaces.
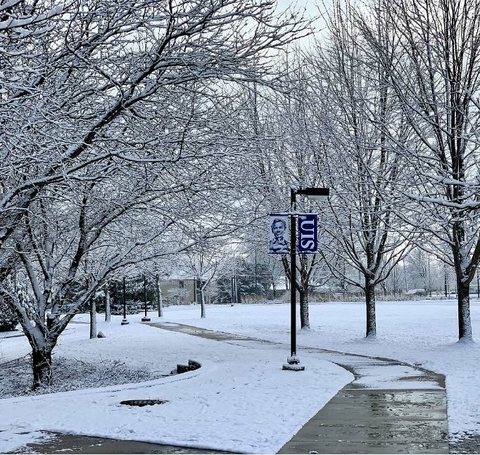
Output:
0,298,19,331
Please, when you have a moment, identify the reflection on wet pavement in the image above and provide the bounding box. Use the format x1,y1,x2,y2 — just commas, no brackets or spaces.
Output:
278,389,448,454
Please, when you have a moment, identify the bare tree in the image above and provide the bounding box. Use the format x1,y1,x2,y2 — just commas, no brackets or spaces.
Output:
357,0,480,340
0,0,311,253
306,0,413,337
0,0,311,388
248,58,331,328
186,245,220,318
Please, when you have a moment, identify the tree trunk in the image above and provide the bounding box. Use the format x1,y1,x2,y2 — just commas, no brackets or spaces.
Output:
200,289,206,318
365,281,377,338
299,287,310,329
90,298,97,339
156,274,163,317
298,255,311,329
105,286,111,322
457,278,473,341
32,348,53,390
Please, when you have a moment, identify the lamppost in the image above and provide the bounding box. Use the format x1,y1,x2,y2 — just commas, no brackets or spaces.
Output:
156,273,163,317
121,277,129,325
283,187,329,371
141,274,151,322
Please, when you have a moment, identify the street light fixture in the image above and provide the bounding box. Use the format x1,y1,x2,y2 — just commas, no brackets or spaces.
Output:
283,187,329,371
296,187,330,202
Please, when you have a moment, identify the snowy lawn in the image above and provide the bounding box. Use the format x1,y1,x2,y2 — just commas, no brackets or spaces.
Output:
0,313,352,454
0,299,479,453
159,299,480,441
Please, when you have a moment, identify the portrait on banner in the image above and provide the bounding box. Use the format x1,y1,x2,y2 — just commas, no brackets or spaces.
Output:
268,215,290,254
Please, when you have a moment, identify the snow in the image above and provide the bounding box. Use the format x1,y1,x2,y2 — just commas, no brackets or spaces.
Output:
0,299,479,453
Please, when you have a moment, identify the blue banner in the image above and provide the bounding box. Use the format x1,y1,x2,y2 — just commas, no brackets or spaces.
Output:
297,214,318,254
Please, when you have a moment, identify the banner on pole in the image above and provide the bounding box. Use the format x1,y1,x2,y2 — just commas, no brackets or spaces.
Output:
268,214,290,254
297,214,318,254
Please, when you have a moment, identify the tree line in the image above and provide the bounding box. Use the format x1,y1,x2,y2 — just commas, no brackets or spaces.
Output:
1,0,480,390
246,0,480,342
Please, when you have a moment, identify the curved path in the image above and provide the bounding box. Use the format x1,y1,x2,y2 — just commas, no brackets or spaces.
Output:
149,322,449,454
8,322,449,454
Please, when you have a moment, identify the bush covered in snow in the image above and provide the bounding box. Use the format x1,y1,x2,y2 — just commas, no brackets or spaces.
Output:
0,356,159,399
0,298,19,331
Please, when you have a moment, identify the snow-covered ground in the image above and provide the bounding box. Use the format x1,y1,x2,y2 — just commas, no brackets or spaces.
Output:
0,299,479,453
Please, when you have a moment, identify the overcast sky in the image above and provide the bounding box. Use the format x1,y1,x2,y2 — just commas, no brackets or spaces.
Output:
277,0,319,13
277,0,322,19
276,0,327,41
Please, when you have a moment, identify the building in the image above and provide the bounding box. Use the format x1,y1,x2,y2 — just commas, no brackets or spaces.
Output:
160,276,207,305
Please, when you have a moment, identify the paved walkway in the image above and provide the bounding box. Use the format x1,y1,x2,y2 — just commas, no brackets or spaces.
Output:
16,432,230,454
150,322,449,454
10,322,449,454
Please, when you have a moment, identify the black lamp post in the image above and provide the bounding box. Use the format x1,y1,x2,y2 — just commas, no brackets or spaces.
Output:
156,273,163,317
141,274,151,322
283,187,329,371
121,277,129,325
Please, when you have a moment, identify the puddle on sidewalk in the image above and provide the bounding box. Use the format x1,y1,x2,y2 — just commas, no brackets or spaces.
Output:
278,389,449,454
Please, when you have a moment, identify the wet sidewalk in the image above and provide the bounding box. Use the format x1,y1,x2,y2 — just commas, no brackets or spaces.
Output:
151,322,449,454
278,388,448,453
17,432,230,454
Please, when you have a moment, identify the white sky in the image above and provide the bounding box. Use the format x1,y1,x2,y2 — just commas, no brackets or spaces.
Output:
276,0,329,44
277,0,320,17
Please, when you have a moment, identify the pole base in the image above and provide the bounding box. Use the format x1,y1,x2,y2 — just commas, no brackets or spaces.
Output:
121,319,129,325
141,317,151,322
282,355,305,371
282,363,305,371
